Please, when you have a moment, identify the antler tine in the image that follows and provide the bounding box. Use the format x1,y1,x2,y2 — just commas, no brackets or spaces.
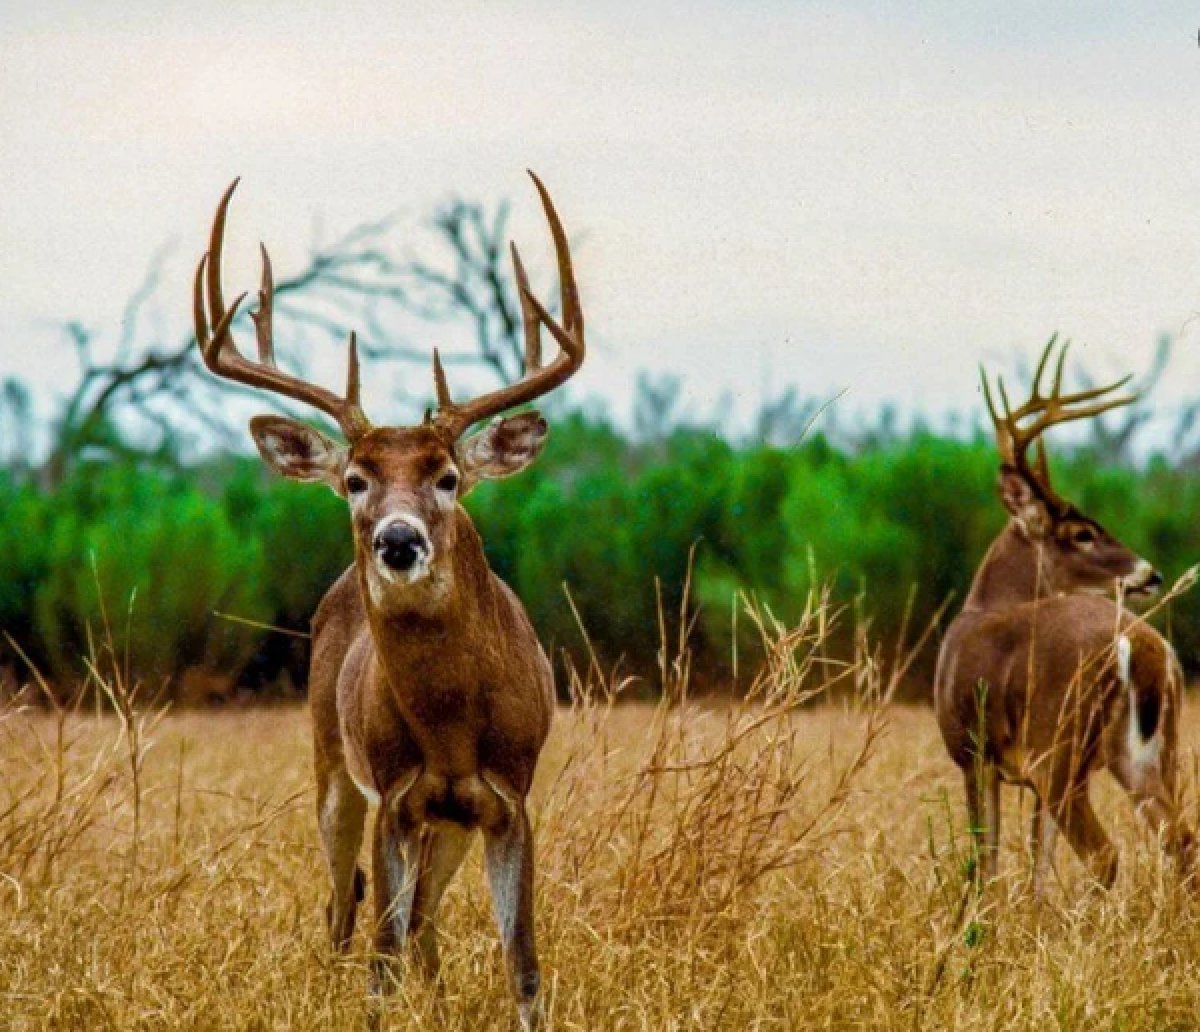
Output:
431,172,585,440
1049,335,1068,399
997,336,1137,430
510,242,542,373
347,332,362,408
1027,332,1058,404
982,335,1139,507
1032,438,1052,487
431,348,453,408
249,243,275,366
529,170,584,339
1021,375,1138,442
193,179,372,442
979,367,1015,465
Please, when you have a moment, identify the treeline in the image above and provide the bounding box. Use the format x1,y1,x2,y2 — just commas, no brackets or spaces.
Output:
2,406,1198,702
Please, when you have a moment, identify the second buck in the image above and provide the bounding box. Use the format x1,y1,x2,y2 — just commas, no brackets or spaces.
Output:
935,339,1194,894
194,172,584,1030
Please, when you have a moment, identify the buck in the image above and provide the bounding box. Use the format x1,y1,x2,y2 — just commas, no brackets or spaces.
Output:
193,173,584,1029
934,339,1194,895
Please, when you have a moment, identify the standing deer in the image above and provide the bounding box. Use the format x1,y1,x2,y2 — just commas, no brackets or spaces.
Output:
193,173,585,1029
934,339,1194,895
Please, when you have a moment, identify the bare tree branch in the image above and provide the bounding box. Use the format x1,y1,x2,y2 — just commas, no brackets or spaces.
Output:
38,194,543,486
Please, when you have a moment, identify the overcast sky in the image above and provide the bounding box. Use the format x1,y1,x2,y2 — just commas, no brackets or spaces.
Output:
4,1,1200,438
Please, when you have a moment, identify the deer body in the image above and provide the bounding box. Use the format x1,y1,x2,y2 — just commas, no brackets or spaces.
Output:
938,525,1168,779
936,532,1185,889
313,510,553,822
194,174,585,1029
311,495,553,1016
935,342,1192,893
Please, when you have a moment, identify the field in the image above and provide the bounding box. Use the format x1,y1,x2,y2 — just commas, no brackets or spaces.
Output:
4,669,1200,1031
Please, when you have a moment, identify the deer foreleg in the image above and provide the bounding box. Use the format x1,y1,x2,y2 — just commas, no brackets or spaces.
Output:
370,774,422,995
408,826,472,977
1051,784,1118,889
483,784,542,1032
1111,758,1197,885
317,766,368,951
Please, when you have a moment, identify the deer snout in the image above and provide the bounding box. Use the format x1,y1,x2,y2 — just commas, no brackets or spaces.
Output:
374,520,429,574
1124,559,1163,597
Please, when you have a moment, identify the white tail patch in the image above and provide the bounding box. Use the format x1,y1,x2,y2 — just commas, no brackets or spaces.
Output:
1118,634,1162,786
1116,635,1132,685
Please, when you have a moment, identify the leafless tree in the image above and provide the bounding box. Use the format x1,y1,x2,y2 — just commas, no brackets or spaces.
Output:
0,377,34,479
753,387,824,448
633,373,685,445
400,198,540,386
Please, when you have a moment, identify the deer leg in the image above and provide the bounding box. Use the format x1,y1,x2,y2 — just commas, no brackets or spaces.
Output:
484,803,542,1032
408,826,473,978
963,762,1000,885
1050,783,1118,889
1030,795,1058,898
1111,757,1197,883
370,800,422,995
317,765,368,951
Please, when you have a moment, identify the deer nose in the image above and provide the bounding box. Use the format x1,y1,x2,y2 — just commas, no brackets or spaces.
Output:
1146,570,1164,591
374,521,427,573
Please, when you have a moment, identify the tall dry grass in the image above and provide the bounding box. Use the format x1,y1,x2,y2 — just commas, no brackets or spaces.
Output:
3,587,1200,1030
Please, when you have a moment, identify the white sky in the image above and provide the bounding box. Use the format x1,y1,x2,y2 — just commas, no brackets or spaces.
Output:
3,1,1200,438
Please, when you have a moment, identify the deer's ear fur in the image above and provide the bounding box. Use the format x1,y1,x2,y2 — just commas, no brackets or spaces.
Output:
458,412,548,493
250,415,346,492
998,468,1051,541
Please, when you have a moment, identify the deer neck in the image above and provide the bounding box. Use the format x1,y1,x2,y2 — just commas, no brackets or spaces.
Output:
962,523,1052,613
358,509,497,677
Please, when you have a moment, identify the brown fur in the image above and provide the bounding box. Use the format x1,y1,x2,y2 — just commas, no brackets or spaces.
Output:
295,423,553,1026
935,519,1194,891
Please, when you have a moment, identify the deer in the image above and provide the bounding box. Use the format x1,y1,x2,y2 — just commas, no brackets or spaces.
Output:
934,338,1195,897
192,172,585,1030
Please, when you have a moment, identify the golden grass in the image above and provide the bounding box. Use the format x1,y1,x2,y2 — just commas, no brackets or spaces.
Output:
4,601,1200,1030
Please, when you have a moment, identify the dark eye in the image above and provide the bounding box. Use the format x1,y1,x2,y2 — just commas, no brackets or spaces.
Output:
436,471,459,493
1071,526,1096,545
345,473,368,495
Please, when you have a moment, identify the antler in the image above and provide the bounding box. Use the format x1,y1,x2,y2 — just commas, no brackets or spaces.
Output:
429,171,585,440
193,179,372,441
980,335,1138,505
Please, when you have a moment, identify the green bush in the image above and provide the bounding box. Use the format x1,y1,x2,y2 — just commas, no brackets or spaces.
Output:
3,410,1198,698
30,463,269,688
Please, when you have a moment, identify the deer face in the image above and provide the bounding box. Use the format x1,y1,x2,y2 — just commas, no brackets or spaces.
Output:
999,467,1162,598
249,412,547,602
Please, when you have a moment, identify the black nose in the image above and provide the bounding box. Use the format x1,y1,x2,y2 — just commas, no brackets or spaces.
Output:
374,522,425,572
1146,570,1164,590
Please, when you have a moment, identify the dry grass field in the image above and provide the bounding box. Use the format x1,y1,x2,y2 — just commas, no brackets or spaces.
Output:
4,618,1200,1031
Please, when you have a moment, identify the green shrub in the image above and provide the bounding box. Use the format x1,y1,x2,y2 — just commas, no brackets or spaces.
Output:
4,409,1198,697
31,463,268,688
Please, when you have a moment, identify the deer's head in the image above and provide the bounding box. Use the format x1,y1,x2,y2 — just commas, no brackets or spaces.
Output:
193,174,584,609
983,337,1161,599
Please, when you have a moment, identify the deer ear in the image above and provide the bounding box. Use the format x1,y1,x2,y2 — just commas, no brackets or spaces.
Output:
998,468,1051,540
249,415,346,491
458,411,548,493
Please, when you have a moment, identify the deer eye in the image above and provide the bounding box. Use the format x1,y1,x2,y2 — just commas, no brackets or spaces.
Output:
1071,526,1097,546
345,473,368,496
436,471,459,493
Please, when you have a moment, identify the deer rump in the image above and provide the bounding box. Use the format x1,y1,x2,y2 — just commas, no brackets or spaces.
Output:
935,593,1174,788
